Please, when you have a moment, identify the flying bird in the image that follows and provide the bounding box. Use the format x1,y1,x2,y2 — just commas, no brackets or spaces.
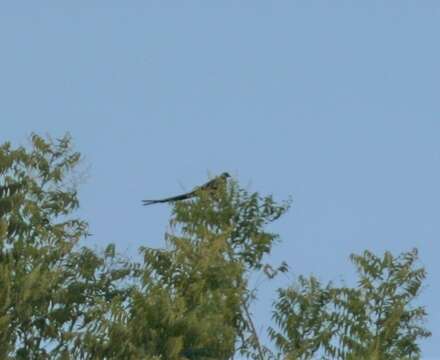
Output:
142,172,231,206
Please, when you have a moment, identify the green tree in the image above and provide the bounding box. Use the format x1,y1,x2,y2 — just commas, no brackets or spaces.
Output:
138,178,290,359
269,249,431,360
0,134,132,359
0,133,88,357
76,173,291,359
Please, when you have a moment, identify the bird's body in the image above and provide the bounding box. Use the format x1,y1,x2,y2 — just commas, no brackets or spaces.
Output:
142,172,230,206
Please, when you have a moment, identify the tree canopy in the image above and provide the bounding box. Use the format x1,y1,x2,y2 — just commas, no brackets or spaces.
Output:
0,134,431,359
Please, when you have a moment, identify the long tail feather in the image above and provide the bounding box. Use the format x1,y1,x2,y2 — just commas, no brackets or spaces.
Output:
142,191,196,206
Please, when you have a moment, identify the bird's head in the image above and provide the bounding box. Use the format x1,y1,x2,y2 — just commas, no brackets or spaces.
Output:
221,172,231,179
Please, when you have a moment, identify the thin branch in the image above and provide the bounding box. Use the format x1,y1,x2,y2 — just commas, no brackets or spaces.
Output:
242,296,265,360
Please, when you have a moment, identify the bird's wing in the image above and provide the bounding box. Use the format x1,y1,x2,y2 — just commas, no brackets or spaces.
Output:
197,176,226,192
142,191,196,206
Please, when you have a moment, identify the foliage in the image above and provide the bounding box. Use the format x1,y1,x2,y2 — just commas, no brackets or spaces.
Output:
0,133,88,358
79,175,290,359
134,179,291,359
269,249,431,360
0,134,133,359
0,133,431,359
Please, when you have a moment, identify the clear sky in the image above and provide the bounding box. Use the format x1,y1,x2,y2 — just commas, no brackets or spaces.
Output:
1,2,439,358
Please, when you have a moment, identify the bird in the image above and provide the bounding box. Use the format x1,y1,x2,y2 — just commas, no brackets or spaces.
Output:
142,172,231,206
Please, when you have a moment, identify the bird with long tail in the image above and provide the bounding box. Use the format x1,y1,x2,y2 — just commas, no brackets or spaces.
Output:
142,172,230,206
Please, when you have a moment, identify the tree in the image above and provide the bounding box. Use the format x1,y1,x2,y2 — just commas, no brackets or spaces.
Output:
0,133,88,357
0,134,132,359
136,177,290,359
269,249,431,360
76,172,291,359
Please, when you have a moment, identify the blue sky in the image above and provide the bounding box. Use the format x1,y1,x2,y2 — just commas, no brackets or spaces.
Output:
1,2,439,358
